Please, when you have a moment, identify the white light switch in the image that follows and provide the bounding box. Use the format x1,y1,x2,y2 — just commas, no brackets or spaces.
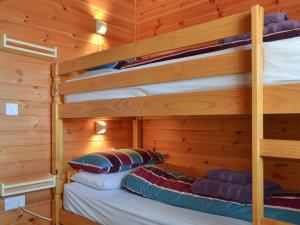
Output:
5,103,19,116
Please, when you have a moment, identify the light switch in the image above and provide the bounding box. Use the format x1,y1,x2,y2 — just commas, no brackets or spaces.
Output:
5,103,19,116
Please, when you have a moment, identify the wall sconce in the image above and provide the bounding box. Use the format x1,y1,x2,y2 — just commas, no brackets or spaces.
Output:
96,20,107,35
96,121,107,134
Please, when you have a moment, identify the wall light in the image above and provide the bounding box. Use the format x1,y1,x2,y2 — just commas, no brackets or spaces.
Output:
96,20,107,35
96,121,107,134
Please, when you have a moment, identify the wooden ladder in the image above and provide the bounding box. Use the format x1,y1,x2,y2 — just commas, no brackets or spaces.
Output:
252,5,299,225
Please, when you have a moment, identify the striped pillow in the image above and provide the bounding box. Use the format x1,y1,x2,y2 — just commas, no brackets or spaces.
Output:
69,148,164,173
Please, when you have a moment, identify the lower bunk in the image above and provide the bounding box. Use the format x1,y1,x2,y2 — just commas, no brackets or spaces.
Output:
63,182,251,225
61,166,300,225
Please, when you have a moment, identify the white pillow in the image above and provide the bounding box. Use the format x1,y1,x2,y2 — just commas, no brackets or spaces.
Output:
71,170,131,190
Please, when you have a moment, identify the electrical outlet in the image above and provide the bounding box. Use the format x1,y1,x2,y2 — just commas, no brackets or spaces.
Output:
5,103,19,116
4,195,25,211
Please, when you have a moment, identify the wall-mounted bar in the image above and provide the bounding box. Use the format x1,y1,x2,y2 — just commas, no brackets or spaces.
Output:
0,34,57,59
0,174,56,197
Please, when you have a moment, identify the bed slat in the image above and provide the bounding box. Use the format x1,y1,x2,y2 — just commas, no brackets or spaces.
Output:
261,139,300,160
59,83,300,118
60,87,252,118
59,50,251,95
58,12,251,75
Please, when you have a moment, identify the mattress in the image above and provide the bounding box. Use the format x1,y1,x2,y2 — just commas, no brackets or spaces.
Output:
65,36,300,103
64,182,251,225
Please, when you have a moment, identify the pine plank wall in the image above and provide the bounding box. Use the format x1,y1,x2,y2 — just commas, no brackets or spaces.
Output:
0,0,300,224
0,1,134,224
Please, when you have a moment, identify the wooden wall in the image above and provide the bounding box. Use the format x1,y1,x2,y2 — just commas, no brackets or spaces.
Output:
136,0,300,40
143,115,300,191
1,0,300,224
0,52,52,224
0,1,135,225
0,0,135,61
63,119,133,164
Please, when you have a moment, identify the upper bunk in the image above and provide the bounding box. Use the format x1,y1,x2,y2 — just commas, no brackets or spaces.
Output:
52,5,300,119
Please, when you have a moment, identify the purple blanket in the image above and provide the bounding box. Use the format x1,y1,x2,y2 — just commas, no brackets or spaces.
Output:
219,12,299,44
191,178,282,204
265,20,300,34
206,169,251,185
264,12,288,25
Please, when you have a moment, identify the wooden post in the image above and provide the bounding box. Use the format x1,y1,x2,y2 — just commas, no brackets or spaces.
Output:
51,63,64,225
133,117,142,148
251,5,264,225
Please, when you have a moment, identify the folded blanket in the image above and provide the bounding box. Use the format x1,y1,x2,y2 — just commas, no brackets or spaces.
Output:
264,20,300,34
264,12,288,25
219,12,296,44
191,178,282,204
206,169,252,185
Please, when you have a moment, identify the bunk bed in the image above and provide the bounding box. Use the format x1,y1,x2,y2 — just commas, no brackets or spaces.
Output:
52,5,300,225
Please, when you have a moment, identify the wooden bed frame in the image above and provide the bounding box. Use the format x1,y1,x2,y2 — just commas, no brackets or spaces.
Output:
52,5,299,225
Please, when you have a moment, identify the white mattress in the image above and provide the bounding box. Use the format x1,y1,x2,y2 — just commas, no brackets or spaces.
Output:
65,36,300,103
64,182,250,225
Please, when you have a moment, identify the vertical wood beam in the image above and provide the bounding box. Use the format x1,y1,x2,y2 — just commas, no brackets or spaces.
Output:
133,117,142,148
51,63,64,225
251,5,264,225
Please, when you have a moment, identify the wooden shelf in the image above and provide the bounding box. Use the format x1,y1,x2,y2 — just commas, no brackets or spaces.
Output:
0,174,56,197
261,139,300,160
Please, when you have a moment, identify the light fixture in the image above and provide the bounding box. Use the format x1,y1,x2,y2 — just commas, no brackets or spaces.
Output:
96,121,107,134
96,20,107,35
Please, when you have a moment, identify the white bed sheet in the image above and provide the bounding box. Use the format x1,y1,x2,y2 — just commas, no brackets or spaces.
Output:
64,182,251,225
65,36,300,103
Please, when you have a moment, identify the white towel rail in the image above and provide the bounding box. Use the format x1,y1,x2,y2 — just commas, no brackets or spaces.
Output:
0,34,57,59
0,174,56,197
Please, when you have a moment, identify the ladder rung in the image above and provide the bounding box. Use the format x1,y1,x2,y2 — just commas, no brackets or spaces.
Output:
261,139,300,159
261,217,295,225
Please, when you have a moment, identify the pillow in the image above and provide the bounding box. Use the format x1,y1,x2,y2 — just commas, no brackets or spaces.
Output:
68,148,164,174
71,170,131,190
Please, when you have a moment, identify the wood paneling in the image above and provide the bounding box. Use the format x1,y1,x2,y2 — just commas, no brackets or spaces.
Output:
63,119,133,163
2,1,300,225
143,115,300,191
0,1,135,224
0,51,51,225
136,0,300,40
0,0,135,61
